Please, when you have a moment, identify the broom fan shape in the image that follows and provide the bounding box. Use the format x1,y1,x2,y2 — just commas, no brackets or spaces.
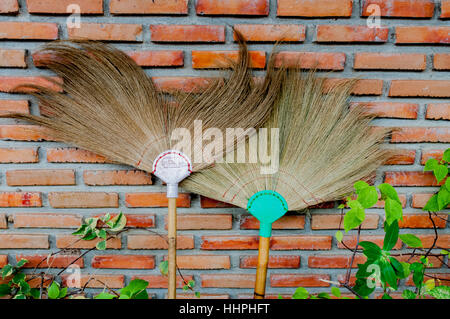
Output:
4,37,284,298
181,69,392,298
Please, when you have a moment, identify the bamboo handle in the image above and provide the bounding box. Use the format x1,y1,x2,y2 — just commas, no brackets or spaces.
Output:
254,236,270,299
168,197,177,299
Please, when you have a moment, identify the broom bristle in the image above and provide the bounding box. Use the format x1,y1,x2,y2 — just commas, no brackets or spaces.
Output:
4,34,283,172
181,70,392,210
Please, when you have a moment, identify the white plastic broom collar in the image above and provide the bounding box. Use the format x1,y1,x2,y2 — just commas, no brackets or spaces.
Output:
152,150,192,198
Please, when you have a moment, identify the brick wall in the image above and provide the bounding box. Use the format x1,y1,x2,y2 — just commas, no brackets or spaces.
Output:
0,0,449,299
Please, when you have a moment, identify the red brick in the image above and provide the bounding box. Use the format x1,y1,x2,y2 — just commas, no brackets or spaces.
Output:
361,0,435,18
13,213,81,228
27,0,103,14
201,235,259,250
0,49,26,68
0,22,58,40
200,196,236,208
396,255,443,268
385,171,442,186
311,214,379,230
61,274,124,288
308,254,367,268
271,236,332,250
271,274,330,287
151,25,224,43
412,193,449,208
391,127,450,143
426,103,450,120
415,234,450,248
354,53,426,70
350,102,418,119
165,214,232,230
277,0,352,17
421,149,445,165
0,148,38,163
6,169,75,186
0,214,6,228
0,100,29,115
389,80,450,97
233,24,305,42
398,214,447,228
201,274,255,288
240,255,300,268
125,192,190,208
0,192,42,207
17,254,84,268
93,213,155,228
68,23,143,42
177,293,229,299
396,26,450,44
47,148,109,163
338,235,402,249
316,25,389,43
127,50,183,67
406,273,450,286
153,76,215,93
92,255,155,269
164,255,230,269
240,215,305,230
196,0,269,16
192,50,266,69
110,0,188,15
56,235,121,249
49,192,119,208
442,0,450,18
0,125,56,141
84,170,152,186
0,0,18,14
0,234,48,248
133,275,193,288
385,149,416,165
0,255,7,267
0,76,61,93
128,234,194,249
324,78,384,95
434,54,450,70
274,52,346,70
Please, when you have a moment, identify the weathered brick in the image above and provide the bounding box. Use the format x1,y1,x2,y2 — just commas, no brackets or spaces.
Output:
434,54,450,70
17,254,84,268
240,255,300,269
442,0,450,18
0,49,26,68
201,274,255,288
0,255,7,267
308,254,367,268
350,102,418,119
47,148,108,163
0,214,6,229
177,293,229,299
316,25,389,43
274,52,346,70
0,76,61,93
200,196,236,208
277,0,352,17
412,193,446,208
396,26,450,44
0,192,42,207
0,125,55,141
6,169,75,186
426,103,450,120
0,234,48,248
391,127,450,143
110,0,188,15
0,148,38,163
271,236,333,250
133,275,193,288
385,149,416,165
389,80,450,97
92,255,155,269
0,0,18,14
0,100,29,115
311,214,379,230
128,235,194,249
165,214,232,230
398,214,447,228
338,235,402,249
324,79,384,95
270,274,330,287
125,192,190,207
68,23,143,42
27,0,103,14
0,22,58,40
196,0,269,16
153,76,215,93
414,234,450,248
354,53,426,70
385,171,442,186
84,170,152,186
13,213,81,228
233,24,305,42
165,255,230,269
201,235,259,250
192,50,266,69
361,0,435,18
127,50,184,67
56,235,121,249
49,192,119,208
151,25,225,43
240,215,305,230
61,274,124,288
421,149,445,164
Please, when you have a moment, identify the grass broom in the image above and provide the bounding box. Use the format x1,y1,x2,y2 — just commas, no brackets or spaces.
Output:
181,69,392,299
3,37,283,299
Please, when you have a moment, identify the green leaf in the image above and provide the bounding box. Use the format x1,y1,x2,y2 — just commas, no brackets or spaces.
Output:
96,240,107,250
182,285,189,291
110,213,127,232
81,230,98,241
15,259,28,268
378,183,401,203
354,181,378,209
445,177,450,191
13,294,26,299
343,200,365,232
18,280,30,294
1,264,13,279
335,231,343,243
97,229,107,239
383,221,399,251
391,258,410,279
353,278,375,297
381,293,392,299
385,198,403,225
47,281,60,299
101,213,111,223
434,164,448,183
59,287,67,299
29,288,40,299
292,287,309,299
119,279,149,299
188,280,195,289
72,224,88,236
159,260,168,276
443,148,450,163
440,249,449,255
437,187,450,211
317,292,330,299
399,234,423,248
402,289,416,299
95,292,117,299
0,284,11,297
359,241,382,261
428,286,450,299
331,287,341,298
410,262,424,288
12,273,25,284
423,194,440,212
424,158,438,172
195,292,201,298
380,259,398,290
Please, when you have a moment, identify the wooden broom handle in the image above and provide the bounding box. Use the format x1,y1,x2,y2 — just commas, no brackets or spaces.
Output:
254,236,270,299
168,197,177,299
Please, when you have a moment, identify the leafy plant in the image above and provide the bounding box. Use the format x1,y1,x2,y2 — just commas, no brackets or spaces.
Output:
423,149,450,212
47,281,68,299
95,279,149,299
0,259,40,299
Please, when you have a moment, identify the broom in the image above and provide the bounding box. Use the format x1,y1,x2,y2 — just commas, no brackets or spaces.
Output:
181,69,392,298
3,38,283,299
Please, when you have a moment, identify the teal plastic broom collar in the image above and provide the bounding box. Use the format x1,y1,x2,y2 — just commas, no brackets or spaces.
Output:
247,190,288,238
